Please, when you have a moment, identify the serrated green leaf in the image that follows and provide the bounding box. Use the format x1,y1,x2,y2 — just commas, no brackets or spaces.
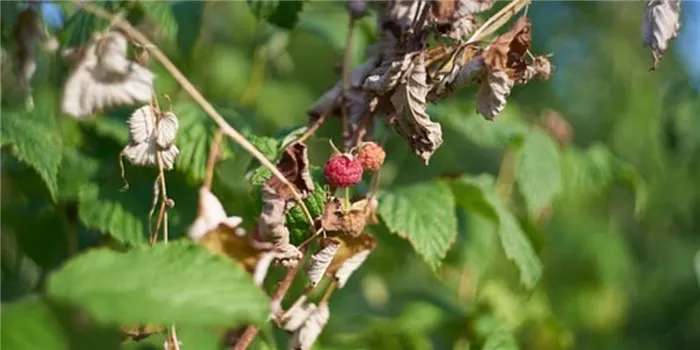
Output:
78,183,148,245
47,241,269,327
175,103,233,182
139,2,177,39
378,181,458,271
515,130,562,218
57,148,100,201
286,181,327,245
248,134,280,161
247,0,304,30
60,1,116,47
1,101,62,201
452,176,542,288
483,330,519,350
562,143,647,216
0,297,68,350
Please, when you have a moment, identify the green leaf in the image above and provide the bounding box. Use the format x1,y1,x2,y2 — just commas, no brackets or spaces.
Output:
562,143,647,216
286,181,327,245
248,134,281,161
378,181,458,271
139,2,177,39
247,0,304,30
515,130,562,218
60,1,116,47
78,183,148,245
1,100,62,201
431,104,529,149
452,176,542,288
175,103,234,182
1,297,68,350
482,330,519,350
172,1,204,57
47,241,269,327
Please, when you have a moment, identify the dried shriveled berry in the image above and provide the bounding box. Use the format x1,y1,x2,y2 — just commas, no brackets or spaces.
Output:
356,142,385,172
323,154,363,188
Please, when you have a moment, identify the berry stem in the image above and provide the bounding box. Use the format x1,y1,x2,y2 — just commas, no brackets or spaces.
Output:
344,187,351,212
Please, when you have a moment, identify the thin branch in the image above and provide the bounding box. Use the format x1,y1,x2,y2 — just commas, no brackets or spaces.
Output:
341,17,356,151
466,0,531,44
203,130,223,191
78,3,315,229
233,248,307,350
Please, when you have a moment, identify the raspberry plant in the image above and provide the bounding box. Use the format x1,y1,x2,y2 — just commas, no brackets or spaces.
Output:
2,1,699,350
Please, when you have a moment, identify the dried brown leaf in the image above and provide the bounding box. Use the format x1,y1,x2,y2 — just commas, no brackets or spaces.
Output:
518,55,554,84
483,16,531,80
198,225,272,286
431,0,459,22
320,198,368,236
288,302,330,350
306,237,341,287
439,0,495,40
326,232,377,287
272,142,314,197
389,55,444,164
121,324,164,340
476,69,514,120
364,53,415,95
156,112,179,148
121,105,180,170
189,187,243,241
642,0,681,70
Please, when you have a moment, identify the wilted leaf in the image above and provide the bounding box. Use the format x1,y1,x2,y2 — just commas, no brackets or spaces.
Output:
122,105,180,170
642,0,681,70
515,130,562,218
47,241,269,327
390,55,444,164
483,15,531,80
288,302,329,350
324,232,376,287
61,31,154,119
189,187,243,241
306,237,340,287
476,70,514,120
378,181,457,271
282,302,318,333
321,198,368,236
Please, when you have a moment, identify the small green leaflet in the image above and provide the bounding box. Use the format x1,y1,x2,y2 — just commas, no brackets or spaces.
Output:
451,175,542,289
561,143,647,217
175,102,234,182
47,241,269,328
1,98,63,201
515,130,562,218
378,181,458,271
247,0,304,30
138,1,205,57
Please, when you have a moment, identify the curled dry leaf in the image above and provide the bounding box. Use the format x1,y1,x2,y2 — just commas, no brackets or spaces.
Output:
121,105,180,170
642,0,681,70
306,238,341,287
326,232,377,288
320,198,368,236
190,188,272,286
62,31,155,119
288,302,330,350
476,69,514,120
121,324,164,341
429,44,485,100
390,55,444,164
282,302,318,333
189,187,243,241
364,53,415,95
254,142,314,267
483,15,531,81
434,0,495,40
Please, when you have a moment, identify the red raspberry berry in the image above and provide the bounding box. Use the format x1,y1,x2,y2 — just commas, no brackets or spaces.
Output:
356,142,385,172
323,154,363,188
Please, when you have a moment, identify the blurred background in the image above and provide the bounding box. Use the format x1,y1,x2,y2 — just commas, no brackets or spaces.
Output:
2,1,700,350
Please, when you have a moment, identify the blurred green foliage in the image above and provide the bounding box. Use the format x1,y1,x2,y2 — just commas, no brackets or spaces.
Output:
1,1,700,350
